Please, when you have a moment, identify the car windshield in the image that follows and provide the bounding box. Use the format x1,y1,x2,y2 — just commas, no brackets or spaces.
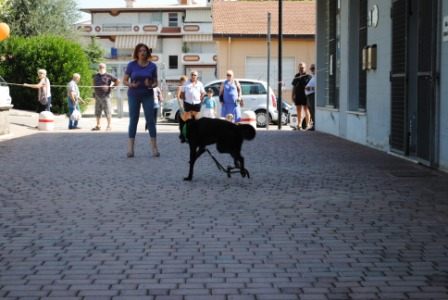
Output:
239,81,266,95
205,80,269,96
205,83,220,96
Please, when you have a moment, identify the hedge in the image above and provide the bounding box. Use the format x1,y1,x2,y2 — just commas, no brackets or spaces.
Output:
0,34,93,114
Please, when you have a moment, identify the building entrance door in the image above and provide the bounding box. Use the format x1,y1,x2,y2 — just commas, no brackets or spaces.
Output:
390,0,438,166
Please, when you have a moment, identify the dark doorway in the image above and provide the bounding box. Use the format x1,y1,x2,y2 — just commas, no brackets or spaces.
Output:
390,0,438,166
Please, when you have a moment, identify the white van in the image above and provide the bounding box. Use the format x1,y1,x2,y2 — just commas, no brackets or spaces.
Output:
162,78,279,127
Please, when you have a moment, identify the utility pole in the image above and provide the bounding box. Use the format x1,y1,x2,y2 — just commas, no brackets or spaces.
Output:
278,0,282,129
267,12,271,130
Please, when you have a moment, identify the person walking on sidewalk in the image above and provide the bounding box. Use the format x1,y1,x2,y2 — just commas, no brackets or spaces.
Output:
67,73,85,130
176,75,187,120
305,63,316,131
291,62,312,131
122,43,160,158
145,86,163,130
92,63,120,131
23,69,52,114
153,86,163,122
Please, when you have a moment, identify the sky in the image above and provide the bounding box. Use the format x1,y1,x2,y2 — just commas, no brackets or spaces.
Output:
76,0,207,21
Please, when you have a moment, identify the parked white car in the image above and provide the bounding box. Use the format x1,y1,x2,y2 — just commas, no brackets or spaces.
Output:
288,105,299,129
162,78,279,127
0,75,12,106
280,99,292,126
288,105,312,130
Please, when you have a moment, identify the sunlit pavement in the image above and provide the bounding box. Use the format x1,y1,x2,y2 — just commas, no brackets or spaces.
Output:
1,109,447,299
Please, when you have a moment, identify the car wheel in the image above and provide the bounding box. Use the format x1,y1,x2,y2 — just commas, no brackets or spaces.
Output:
281,109,289,125
255,110,270,128
175,111,180,123
289,115,298,128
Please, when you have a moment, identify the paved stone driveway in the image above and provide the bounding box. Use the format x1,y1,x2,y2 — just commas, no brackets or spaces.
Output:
0,126,447,299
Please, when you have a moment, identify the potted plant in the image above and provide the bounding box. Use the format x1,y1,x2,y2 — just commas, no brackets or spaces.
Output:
182,43,189,53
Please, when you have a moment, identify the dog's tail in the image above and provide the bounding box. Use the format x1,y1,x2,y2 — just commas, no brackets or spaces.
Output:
237,124,256,141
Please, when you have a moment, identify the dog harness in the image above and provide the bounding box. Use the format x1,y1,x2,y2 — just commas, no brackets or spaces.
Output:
182,124,188,140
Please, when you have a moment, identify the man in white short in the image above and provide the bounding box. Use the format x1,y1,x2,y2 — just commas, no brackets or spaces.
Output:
180,70,206,120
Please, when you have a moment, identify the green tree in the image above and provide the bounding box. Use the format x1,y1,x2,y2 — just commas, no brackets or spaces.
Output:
84,37,106,64
1,0,80,38
0,35,92,114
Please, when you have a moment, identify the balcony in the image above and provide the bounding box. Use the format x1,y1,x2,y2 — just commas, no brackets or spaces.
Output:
182,23,212,34
103,52,217,66
77,23,162,35
181,53,217,65
77,22,213,36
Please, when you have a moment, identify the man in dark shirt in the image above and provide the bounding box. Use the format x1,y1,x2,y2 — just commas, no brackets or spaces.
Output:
92,63,120,131
291,62,312,130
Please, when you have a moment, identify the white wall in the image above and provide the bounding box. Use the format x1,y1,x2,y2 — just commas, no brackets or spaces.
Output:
364,0,392,151
94,13,139,24
161,38,184,79
347,113,367,145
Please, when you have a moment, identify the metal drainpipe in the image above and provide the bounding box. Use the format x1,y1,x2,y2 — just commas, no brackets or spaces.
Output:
434,0,442,166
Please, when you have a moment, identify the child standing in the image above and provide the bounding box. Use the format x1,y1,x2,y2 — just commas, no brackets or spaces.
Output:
202,88,217,118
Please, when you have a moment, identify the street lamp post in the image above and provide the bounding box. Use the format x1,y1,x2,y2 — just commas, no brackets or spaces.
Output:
278,0,282,130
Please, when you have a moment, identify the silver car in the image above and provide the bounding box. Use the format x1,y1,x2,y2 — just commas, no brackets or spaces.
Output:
162,78,279,127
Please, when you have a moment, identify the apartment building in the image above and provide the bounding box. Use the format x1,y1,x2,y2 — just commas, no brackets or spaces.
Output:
76,0,216,93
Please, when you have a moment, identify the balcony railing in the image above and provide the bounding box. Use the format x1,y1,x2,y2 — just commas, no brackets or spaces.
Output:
181,53,217,65
103,52,217,66
102,24,132,32
77,23,162,35
77,22,212,35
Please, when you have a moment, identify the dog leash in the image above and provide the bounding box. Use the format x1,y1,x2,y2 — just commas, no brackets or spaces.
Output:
204,148,250,179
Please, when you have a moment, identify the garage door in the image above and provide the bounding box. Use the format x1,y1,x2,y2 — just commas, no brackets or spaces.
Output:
246,57,295,90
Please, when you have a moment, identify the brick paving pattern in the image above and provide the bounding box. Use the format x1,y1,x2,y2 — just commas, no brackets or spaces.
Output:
0,115,448,299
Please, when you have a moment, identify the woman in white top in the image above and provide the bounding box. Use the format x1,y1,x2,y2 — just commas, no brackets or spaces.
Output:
23,69,52,113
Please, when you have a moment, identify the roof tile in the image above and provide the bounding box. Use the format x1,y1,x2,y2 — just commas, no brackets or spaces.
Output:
212,1,315,36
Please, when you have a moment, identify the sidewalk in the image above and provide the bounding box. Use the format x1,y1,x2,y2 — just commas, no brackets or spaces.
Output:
4,108,180,141
1,109,448,299
4,108,290,141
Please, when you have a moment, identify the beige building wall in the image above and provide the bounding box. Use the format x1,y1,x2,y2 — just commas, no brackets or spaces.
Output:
214,37,315,102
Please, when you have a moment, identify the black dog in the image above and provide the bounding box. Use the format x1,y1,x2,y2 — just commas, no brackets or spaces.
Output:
179,117,256,181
